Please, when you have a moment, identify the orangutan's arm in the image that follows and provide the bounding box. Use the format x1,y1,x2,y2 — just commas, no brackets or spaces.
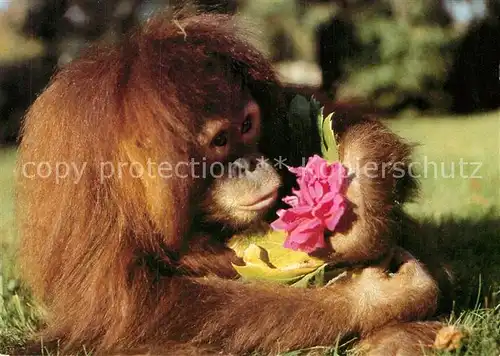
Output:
151,253,439,355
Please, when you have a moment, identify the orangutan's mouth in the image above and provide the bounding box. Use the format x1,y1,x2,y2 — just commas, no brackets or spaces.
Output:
239,189,279,211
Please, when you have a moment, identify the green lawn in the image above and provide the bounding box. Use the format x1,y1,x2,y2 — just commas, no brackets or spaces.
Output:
0,147,17,290
389,111,499,219
0,110,499,355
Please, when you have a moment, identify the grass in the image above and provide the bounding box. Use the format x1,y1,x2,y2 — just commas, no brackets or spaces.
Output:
439,306,500,356
0,110,499,355
0,146,42,353
389,111,499,218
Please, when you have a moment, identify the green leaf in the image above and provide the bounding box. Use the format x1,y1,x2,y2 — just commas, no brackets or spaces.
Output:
286,94,340,165
290,264,327,288
317,110,340,163
309,95,323,126
232,261,324,284
313,263,326,287
288,95,312,129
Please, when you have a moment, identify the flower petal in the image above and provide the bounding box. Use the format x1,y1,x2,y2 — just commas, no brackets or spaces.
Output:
310,192,334,217
282,195,299,207
284,218,326,253
324,195,347,231
271,205,312,232
275,156,350,253
300,183,315,206
311,180,324,201
327,162,348,192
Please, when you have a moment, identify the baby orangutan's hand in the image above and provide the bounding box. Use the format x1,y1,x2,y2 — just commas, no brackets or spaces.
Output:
330,247,439,335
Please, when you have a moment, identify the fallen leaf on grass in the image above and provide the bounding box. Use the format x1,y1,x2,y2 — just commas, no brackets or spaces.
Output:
433,325,467,351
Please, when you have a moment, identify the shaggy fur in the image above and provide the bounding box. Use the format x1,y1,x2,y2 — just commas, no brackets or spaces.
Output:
15,10,443,356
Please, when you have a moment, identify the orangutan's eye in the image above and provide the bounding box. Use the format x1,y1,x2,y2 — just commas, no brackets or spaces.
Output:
212,131,228,147
241,117,252,134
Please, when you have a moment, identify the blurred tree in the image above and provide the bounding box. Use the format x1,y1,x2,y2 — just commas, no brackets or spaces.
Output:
403,0,452,26
316,1,360,96
238,0,337,63
22,0,146,65
444,0,500,113
0,0,146,144
0,0,245,143
331,0,458,114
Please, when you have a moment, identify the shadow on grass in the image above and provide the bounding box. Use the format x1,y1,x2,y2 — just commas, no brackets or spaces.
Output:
402,210,500,313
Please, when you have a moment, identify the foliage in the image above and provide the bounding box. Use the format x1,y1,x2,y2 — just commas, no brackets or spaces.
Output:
339,7,459,113
0,284,43,353
228,227,328,286
433,306,500,356
238,0,337,62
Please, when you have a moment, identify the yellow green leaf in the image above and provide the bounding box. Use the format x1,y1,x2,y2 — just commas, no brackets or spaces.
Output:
228,226,327,284
318,111,340,163
290,264,327,288
231,262,325,284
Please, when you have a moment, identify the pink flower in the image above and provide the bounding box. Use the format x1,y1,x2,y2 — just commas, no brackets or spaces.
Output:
270,155,349,253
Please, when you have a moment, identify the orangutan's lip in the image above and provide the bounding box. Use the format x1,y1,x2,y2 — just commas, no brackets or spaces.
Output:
239,189,279,211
